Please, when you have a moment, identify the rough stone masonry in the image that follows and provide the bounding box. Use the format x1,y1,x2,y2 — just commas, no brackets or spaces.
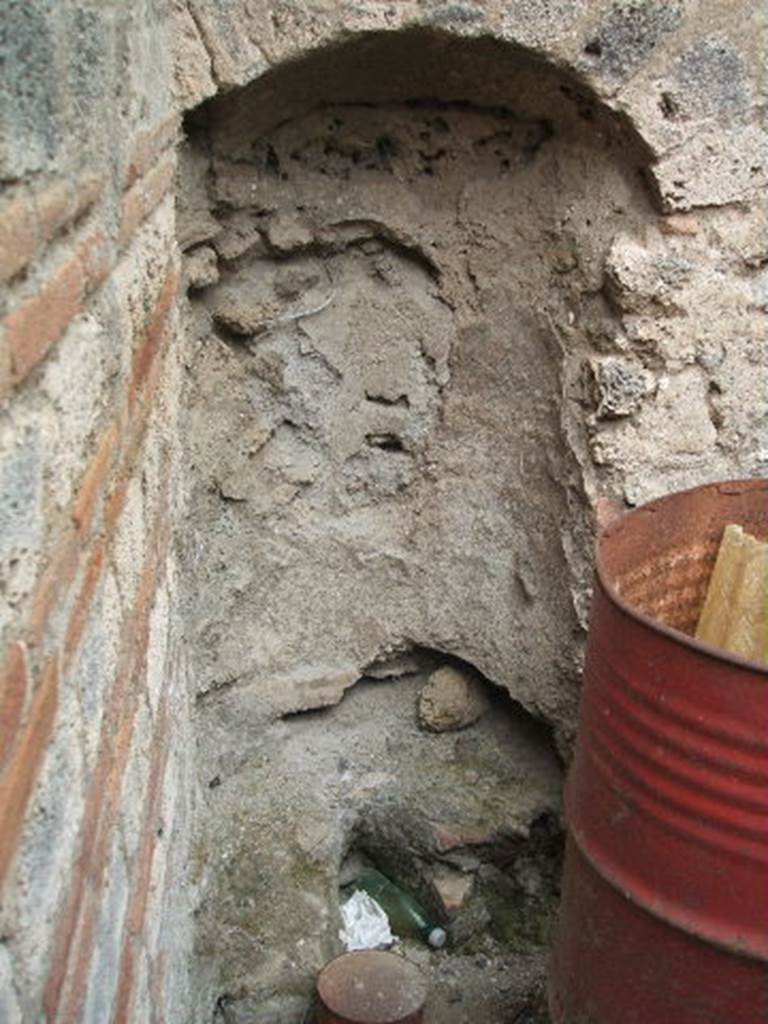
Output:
0,2,766,1022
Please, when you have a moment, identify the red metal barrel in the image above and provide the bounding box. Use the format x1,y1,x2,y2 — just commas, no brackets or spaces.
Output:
549,479,768,1024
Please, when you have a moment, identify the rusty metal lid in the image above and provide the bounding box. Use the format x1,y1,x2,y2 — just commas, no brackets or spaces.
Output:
316,950,427,1024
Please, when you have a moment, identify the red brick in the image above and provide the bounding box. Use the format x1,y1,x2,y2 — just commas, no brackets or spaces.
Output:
28,262,171,646
73,423,118,534
78,229,112,294
46,436,171,1019
113,697,170,1024
112,943,139,1024
1,173,105,289
105,385,164,541
0,642,28,774
63,543,106,671
44,509,169,1016
34,172,104,242
70,171,104,224
119,151,176,250
44,507,170,1022
127,335,168,443
0,333,11,403
6,256,85,385
149,952,167,1024
125,116,179,188
104,476,130,540
142,152,176,221
30,356,162,652
129,268,178,407
44,763,113,1022
33,181,71,244
118,182,145,252
0,191,38,284
125,712,169,938
29,531,80,646
0,659,58,888
50,637,160,1021
48,884,100,1024
46,751,130,1018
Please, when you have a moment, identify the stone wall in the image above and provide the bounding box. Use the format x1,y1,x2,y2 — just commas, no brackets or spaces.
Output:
175,7,766,746
0,2,765,1021
179,41,651,747
0,3,194,1021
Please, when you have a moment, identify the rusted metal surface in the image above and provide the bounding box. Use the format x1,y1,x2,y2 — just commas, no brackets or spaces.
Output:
316,950,427,1024
550,479,768,1024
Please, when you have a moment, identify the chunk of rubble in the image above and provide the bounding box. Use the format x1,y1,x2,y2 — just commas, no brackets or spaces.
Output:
418,665,491,733
432,865,474,914
184,244,219,290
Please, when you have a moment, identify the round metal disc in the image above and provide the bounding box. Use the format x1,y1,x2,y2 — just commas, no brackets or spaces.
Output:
317,950,427,1024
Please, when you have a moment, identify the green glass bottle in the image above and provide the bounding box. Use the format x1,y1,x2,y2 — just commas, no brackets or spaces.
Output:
352,869,447,948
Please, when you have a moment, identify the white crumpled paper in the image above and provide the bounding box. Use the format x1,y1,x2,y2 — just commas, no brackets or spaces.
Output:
339,890,394,951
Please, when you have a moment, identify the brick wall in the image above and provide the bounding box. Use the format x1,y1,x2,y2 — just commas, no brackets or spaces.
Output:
0,4,194,1021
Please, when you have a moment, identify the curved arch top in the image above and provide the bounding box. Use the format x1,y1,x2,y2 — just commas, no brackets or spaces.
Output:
190,26,655,176
178,2,767,214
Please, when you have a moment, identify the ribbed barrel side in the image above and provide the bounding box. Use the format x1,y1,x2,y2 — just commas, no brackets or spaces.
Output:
550,479,768,1024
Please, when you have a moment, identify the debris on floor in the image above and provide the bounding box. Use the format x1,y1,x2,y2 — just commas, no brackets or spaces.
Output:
344,868,446,949
197,658,563,1023
339,890,393,951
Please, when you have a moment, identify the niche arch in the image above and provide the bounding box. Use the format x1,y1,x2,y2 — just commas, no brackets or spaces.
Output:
177,27,658,751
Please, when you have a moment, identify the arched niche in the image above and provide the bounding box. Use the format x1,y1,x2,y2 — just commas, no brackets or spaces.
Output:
177,27,657,751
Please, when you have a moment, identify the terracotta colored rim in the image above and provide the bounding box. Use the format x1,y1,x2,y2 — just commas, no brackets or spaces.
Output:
595,478,768,677
317,950,427,1024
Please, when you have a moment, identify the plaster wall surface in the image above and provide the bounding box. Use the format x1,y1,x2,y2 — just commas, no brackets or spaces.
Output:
177,10,767,742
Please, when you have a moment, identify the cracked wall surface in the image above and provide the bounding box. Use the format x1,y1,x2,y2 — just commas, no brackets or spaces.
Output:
178,26,766,750
179,49,654,746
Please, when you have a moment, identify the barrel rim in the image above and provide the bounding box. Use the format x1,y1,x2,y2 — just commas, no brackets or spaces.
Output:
595,478,768,678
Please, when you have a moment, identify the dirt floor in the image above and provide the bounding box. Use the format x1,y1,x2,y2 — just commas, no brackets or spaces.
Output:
195,657,562,1023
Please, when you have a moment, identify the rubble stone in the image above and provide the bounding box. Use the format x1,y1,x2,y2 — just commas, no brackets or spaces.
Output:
418,666,491,733
591,357,654,419
432,866,475,914
183,244,219,290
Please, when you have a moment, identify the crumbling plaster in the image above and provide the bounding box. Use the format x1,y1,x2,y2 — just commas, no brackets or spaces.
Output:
173,5,767,752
